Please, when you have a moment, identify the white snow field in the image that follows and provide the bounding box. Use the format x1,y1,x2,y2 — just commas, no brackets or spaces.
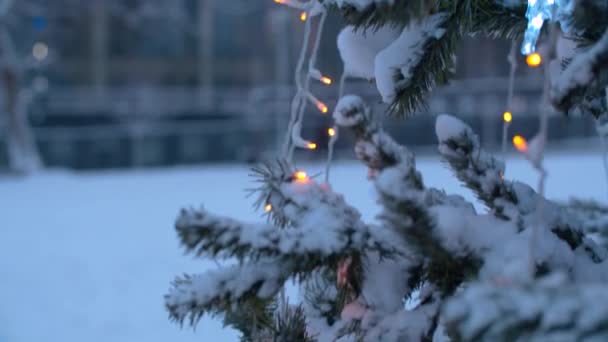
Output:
0,152,606,342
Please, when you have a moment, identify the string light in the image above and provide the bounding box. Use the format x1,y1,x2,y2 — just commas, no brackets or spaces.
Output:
318,103,328,113
307,93,328,113
310,69,333,86
300,11,307,21
513,135,528,152
272,0,309,11
526,53,542,67
294,171,309,182
320,76,332,85
264,204,273,212
328,127,336,137
307,142,317,150
32,42,48,61
503,111,513,123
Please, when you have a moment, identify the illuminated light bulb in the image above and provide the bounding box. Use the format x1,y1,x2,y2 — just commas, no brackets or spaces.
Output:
513,135,528,152
306,93,328,114
300,11,307,21
294,171,308,182
328,127,336,137
32,42,48,61
531,14,544,29
317,102,328,113
503,111,513,123
274,0,286,3
320,76,332,85
526,53,542,67
264,204,272,212
307,142,317,150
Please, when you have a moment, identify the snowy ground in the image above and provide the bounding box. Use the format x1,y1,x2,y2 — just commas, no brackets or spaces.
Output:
1,152,606,342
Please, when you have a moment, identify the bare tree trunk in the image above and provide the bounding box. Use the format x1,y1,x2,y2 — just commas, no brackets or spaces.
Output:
1,28,42,174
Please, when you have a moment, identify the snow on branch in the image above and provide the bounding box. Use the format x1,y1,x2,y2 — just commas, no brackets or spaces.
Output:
363,298,440,341
436,114,513,214
435,114,606,263
165,260,291,326
175,204,396,263
444,274,608,341
333,95,415,176
551,28,608,113
336,96,484,295
564,198,608,248
374,12,449,114
337,25,400,80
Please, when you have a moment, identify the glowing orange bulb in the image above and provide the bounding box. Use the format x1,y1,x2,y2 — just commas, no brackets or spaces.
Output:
320,76,332,85
328,128,336,137
503,111,512,123
316,102,328,113
526,53,542,67
300,11,307,21
294,171,308,182
513,135,528,152
307,142,317,150
274,0,286,3
264,204,272,212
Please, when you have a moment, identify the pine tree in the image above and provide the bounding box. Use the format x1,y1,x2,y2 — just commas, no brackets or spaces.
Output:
165,1,608,340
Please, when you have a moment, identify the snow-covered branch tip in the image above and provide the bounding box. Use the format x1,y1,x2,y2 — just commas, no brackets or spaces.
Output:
333,95,416,178
444,274,608,341
435,114,512,213
165,260,291,326
175,204,390,264
551,27,608,115
564,198,608,248
435,114,606,263
375,12,452,115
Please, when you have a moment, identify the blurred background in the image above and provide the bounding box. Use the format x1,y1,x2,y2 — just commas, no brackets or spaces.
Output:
1,2,606,342
0,0,598,172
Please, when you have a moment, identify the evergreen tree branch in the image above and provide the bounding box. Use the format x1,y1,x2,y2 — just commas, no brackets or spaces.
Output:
165,260,292,326
363,297,441,341
383,11,457,116
468,0,527,39
444,275,608,341
336,96,482,295
551,28,608,115
175,206,395,264
563,198,608,249
435,114,605,262
321,0,430,30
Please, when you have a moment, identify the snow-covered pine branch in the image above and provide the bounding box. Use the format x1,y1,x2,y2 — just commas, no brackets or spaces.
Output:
321,0,429,30
564,198,608,248
374,12,451,115
436,114,607,263
444,274,608,341
551,27,608,114
333,95,413,174
175,200,395,263
165,260,292,326
331,1,528,115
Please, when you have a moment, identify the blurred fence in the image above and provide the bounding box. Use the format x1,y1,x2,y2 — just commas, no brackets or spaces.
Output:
0,76,600,170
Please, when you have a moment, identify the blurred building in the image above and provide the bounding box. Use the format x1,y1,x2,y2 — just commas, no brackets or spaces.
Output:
0,1,596,170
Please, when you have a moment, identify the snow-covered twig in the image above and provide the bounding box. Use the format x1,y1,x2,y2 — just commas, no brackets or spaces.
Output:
436,114,605,263
165,260,291,325
551,27,608,112
444,274,608,341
